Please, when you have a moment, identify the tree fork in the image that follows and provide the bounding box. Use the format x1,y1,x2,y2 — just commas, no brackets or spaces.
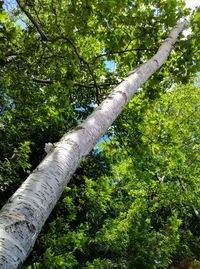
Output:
0,20,188,269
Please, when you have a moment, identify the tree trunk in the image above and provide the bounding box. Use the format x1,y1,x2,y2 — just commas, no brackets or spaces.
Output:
0,20,188,269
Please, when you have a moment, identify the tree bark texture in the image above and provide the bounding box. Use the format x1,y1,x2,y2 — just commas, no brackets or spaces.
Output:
0,20,188,269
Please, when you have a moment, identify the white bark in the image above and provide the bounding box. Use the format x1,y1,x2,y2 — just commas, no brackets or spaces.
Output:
0,20,188,268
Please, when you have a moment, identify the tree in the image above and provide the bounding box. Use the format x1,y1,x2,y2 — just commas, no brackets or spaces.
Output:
0,0,199,268
0,19,188,269
22,83,200,269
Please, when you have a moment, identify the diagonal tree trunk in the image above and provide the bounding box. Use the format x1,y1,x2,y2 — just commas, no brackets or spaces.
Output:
0,20,188,269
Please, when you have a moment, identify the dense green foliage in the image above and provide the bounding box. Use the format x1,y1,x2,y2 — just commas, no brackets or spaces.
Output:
23,84,200,269
1,0,200,268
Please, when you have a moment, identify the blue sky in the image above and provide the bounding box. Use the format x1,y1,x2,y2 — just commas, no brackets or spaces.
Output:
105,60,115,72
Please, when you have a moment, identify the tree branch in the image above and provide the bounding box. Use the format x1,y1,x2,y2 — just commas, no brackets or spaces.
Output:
16,0,89,67
74,82,117,89
32,78,53,84
47,35,101,103
16,0,48,41
93,48,156,63
16,1,106,103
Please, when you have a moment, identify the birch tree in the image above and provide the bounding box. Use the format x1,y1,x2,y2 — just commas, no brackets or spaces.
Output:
0,18,189,268
21,82,199,269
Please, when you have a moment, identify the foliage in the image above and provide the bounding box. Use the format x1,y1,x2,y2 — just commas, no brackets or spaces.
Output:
22,84,200,269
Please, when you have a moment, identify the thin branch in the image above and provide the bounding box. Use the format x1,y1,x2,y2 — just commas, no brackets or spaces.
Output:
16,3,86,65
86,64,100,104
16,0,48,41
32,79,117,89
93,48,156,63
74,82,117,89
49,35,101,103
32,78,53,84
48,35,86,63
